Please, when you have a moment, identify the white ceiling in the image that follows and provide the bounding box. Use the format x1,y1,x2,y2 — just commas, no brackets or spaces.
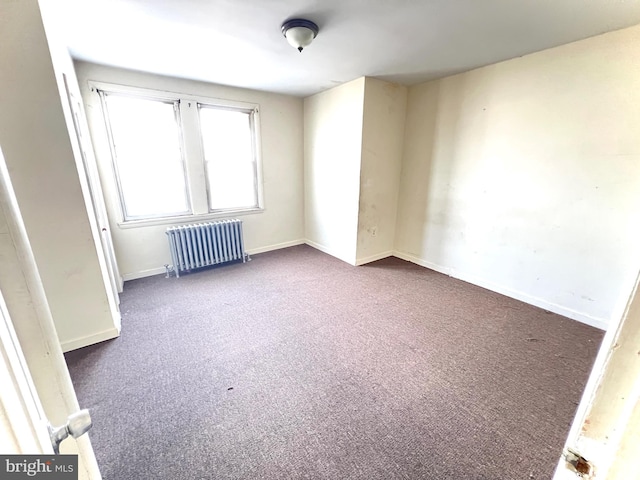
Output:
51,0,640,97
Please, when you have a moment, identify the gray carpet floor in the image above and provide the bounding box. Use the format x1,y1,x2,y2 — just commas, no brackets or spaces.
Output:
65,245,603,479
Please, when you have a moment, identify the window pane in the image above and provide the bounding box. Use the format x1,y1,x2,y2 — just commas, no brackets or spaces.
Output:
199,107,257,210
105,94,190,219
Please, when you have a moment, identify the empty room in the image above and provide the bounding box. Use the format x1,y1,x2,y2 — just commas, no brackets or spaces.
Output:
1,0,640,479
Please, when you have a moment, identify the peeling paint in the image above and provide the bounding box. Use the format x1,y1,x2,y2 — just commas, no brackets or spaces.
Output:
564,448,595,479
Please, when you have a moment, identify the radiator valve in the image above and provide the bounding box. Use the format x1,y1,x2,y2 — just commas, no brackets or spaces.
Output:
164,264,175,278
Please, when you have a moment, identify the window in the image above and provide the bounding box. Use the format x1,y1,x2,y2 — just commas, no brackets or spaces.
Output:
199,105,258,211
101,94,190,219
95,83,262,224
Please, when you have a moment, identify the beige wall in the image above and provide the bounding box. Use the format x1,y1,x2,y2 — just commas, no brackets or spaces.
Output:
0,0,120,351
395,25,640,329
304,78,365,265
356,78,407,265
76,62,305,279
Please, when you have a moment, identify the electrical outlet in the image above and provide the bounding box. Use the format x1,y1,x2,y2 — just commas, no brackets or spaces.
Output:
371,226,377,237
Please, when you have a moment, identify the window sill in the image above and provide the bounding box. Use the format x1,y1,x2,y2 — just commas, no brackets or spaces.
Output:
117,207,263,229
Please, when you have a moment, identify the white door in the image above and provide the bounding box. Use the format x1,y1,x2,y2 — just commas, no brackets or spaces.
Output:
0,146,100,477
0,287,93,463
0,288,52,455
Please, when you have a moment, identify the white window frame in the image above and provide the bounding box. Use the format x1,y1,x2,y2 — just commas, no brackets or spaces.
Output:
98,90,192,222
90,81,264,228
196,101,262,215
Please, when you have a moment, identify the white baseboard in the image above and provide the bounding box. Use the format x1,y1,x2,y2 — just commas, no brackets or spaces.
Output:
355,251,394,266
246,239,305,256
122,267,167,282
61,326,120,352
393,251,608,331
122,240,307,282
304,239,356,266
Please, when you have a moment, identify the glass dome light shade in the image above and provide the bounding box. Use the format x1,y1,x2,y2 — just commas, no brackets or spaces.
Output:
282,19,318,52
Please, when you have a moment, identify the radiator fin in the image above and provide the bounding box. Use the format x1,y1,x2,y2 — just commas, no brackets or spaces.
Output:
166,219,247,277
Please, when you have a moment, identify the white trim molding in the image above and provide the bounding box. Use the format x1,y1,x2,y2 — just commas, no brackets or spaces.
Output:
393,251,608,331
355,251,394,266
122,267,168,282
61,327,120,353
246,239,305,256
121,239,307,282
304,239,356,266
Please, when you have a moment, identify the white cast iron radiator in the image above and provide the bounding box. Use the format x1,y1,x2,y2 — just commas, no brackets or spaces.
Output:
165,219,248,277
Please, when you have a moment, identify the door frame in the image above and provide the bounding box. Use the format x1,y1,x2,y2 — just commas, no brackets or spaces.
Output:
553,268,640,478
63,73,123,300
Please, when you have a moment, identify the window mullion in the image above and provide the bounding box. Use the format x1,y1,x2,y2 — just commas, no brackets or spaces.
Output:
178,99,209,215
251,108,264,210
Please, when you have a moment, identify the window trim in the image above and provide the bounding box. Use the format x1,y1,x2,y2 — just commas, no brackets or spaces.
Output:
115,207,264,229
89,81,265,227
196,102,263,214
97,90,193,221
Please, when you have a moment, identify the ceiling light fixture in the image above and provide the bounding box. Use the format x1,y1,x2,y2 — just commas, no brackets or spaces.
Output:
281,18,319,52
